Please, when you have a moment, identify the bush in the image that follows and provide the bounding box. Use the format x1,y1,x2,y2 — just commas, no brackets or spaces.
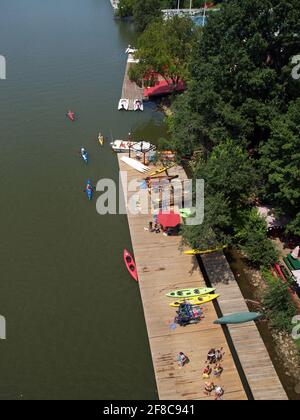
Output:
236,208,279,268
263,280,297,332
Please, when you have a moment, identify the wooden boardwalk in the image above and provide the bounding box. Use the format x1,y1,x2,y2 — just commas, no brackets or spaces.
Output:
118,154,247,400
120,54,144,111
201,252,288,400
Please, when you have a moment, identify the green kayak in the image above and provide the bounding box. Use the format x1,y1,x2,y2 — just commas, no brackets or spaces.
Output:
179,208,196,218
214,312,262,325
166,287,215,298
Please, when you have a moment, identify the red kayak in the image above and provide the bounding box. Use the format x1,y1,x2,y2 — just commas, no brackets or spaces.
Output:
123,249,138,282
66,110,75,121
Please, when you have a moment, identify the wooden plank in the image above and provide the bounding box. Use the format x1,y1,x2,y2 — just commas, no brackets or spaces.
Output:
201,252,288,400
117,154,247,400
120,55,144,111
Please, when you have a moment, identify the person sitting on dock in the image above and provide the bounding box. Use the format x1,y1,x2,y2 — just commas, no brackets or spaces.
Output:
214,386,224,400
207,349,217,364
213,364,224,377
177,352,188,367
202,365,212,379
204,381,215,396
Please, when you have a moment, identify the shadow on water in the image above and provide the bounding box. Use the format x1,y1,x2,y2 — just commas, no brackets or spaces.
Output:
226,249,300,400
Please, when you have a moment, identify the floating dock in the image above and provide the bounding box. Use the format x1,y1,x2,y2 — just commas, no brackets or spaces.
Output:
117,154,288,400
119,54,144,111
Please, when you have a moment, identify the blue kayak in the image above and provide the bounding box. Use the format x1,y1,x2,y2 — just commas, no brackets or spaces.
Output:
80,148,88,164
85,179,93,200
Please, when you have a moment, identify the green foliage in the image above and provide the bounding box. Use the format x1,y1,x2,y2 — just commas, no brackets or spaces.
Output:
129,16,196,87
117,0,135,17
236,209,279,267
259,99,300,236
182,192,232,250
133,0,162,32
263,279,296,332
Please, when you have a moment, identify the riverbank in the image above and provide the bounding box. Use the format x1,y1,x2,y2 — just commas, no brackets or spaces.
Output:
227,249,300,400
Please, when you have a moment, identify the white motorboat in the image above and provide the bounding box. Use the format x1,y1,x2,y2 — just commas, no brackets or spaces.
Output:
118,98,129,111
125,45,137,54
110,140,155,153
134,99,144,111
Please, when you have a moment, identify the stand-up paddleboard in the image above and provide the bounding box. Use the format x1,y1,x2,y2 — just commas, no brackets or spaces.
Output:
121,156,150,173
214,312,262,325
184,245,227,255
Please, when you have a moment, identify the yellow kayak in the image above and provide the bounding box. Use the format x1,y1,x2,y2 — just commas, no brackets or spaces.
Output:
98,132,104,146
149,163,175,177
184,246,227,255
169,294,220,307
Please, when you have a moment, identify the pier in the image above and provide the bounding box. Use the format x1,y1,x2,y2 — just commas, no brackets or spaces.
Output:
120,54,144,111
118,154,247,400
117,154,288,400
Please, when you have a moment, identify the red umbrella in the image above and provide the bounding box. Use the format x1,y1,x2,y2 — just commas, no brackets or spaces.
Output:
157,211,181,228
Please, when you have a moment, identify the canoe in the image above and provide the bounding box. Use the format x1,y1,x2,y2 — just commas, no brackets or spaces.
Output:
149,163,175,177
214,312,262,325
66,110,75,121
80,149,88,164
121,156,150,173
124,249,138,282
184,246,227,255
85,179,93,201
166,287,215,298
169,294,219,307
98,133,104,146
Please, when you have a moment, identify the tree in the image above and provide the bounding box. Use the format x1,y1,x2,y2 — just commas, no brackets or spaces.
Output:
259,99,300,236
117,0,135,17
129,16,196,88
133,0,162,32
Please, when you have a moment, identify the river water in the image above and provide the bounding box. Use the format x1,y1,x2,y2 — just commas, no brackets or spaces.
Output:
0,0,165,399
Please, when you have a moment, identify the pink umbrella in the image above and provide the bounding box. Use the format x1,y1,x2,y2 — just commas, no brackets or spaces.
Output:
157,211,181,228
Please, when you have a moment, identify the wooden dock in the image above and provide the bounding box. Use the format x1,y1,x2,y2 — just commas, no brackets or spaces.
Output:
120,54,144,111
118,154,247,400
200,252,288,400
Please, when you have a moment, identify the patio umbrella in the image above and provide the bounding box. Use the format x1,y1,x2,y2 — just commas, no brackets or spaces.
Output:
157,211,181,228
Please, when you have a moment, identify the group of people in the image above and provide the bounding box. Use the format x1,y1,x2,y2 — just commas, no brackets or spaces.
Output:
175,347,225,400
144,221,161,234
203,348,225,400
